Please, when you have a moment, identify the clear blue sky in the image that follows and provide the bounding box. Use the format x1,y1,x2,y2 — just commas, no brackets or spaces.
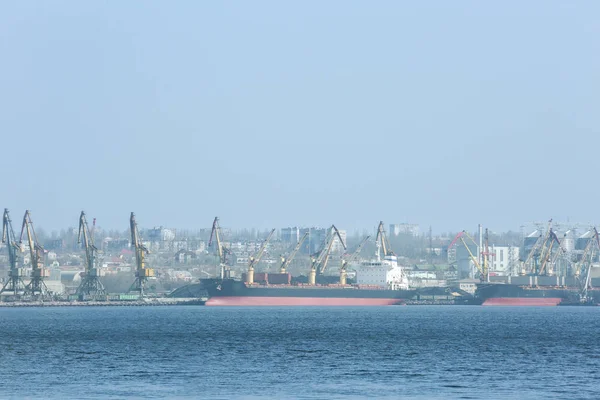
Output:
0,1,598,234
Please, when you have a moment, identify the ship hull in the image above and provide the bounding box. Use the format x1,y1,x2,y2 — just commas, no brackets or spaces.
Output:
482,297,562,306
200,279,415,306
476,283,577,306
205,296,403,306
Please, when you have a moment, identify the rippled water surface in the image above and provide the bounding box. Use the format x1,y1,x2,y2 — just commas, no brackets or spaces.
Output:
1,306,600,399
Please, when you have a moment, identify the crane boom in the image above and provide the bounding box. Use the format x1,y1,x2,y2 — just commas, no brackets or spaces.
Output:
317,225,346,275
530,220,553,275
447,232,465,251
339,236,370,285
522,235,542,274
454,230,486,280
129,212,154,296
280,232,309,273
307,225,345,285
376,221,394,260
249,229,276,268
78,212,94,273
76,211,106,298
538,230,563,275
0,209,26,296
20,211,40,270
20,210,49,298
586,229,600,297
209,217,224,265
459,235,485,279
577,228,599,303
209,217,231,279
2,209,19,270
246,229,276,284
342,236,370,270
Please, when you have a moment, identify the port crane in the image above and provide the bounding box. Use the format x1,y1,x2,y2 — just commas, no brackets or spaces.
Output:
448,230,489,281
339,236,370,285
308,225,345,285
537,228,563,276
375,221,394,260
20,210,50,299
246,229,276,284
279,232,309,274
209,217,231,279
76,211,106,299
520,219,553,275
520,235,541,275
0,209,26,297
129,212,154,296
480,229,496,281
575,228,599,302
459,232,486,281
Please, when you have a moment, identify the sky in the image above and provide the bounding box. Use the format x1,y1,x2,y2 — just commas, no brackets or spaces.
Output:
0,1,599,235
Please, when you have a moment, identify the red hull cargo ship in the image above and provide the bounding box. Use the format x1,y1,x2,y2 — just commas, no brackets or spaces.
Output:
186,275,417,306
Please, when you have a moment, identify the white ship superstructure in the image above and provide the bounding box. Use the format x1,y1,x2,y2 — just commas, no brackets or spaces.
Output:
353,222,409,290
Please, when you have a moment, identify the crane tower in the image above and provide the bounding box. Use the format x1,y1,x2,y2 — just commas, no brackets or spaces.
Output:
246,229,276,284
0,209,26,297
76,211,107,299
309,225,346,285
340,236,370,285
129,212,154,296
209,217,231,279
20,210,51,299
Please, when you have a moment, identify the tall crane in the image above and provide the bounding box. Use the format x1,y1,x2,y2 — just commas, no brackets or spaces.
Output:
129,212,154,296
538,230,565,276
20,210,50,298
246,229,276,284
522,219,553,275
521,234,542,275
448,230,482,279
478,229,496,282
76,211,106,299
0,209,26,297
458,232,486,281
574,229,598,278
280,232,309,274
209,217,231,279
536,228,561,276
575,228,599,302
375,221,394,261
339,236,370,285
308,225,345,285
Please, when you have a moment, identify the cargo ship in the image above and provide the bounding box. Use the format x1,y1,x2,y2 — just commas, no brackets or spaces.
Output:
475,283,574,306
170,254,417,306
197,277,416,306
169,220,420,306
475,275,600,306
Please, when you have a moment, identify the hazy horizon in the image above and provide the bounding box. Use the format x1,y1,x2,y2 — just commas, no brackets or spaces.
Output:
1,1,598,233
